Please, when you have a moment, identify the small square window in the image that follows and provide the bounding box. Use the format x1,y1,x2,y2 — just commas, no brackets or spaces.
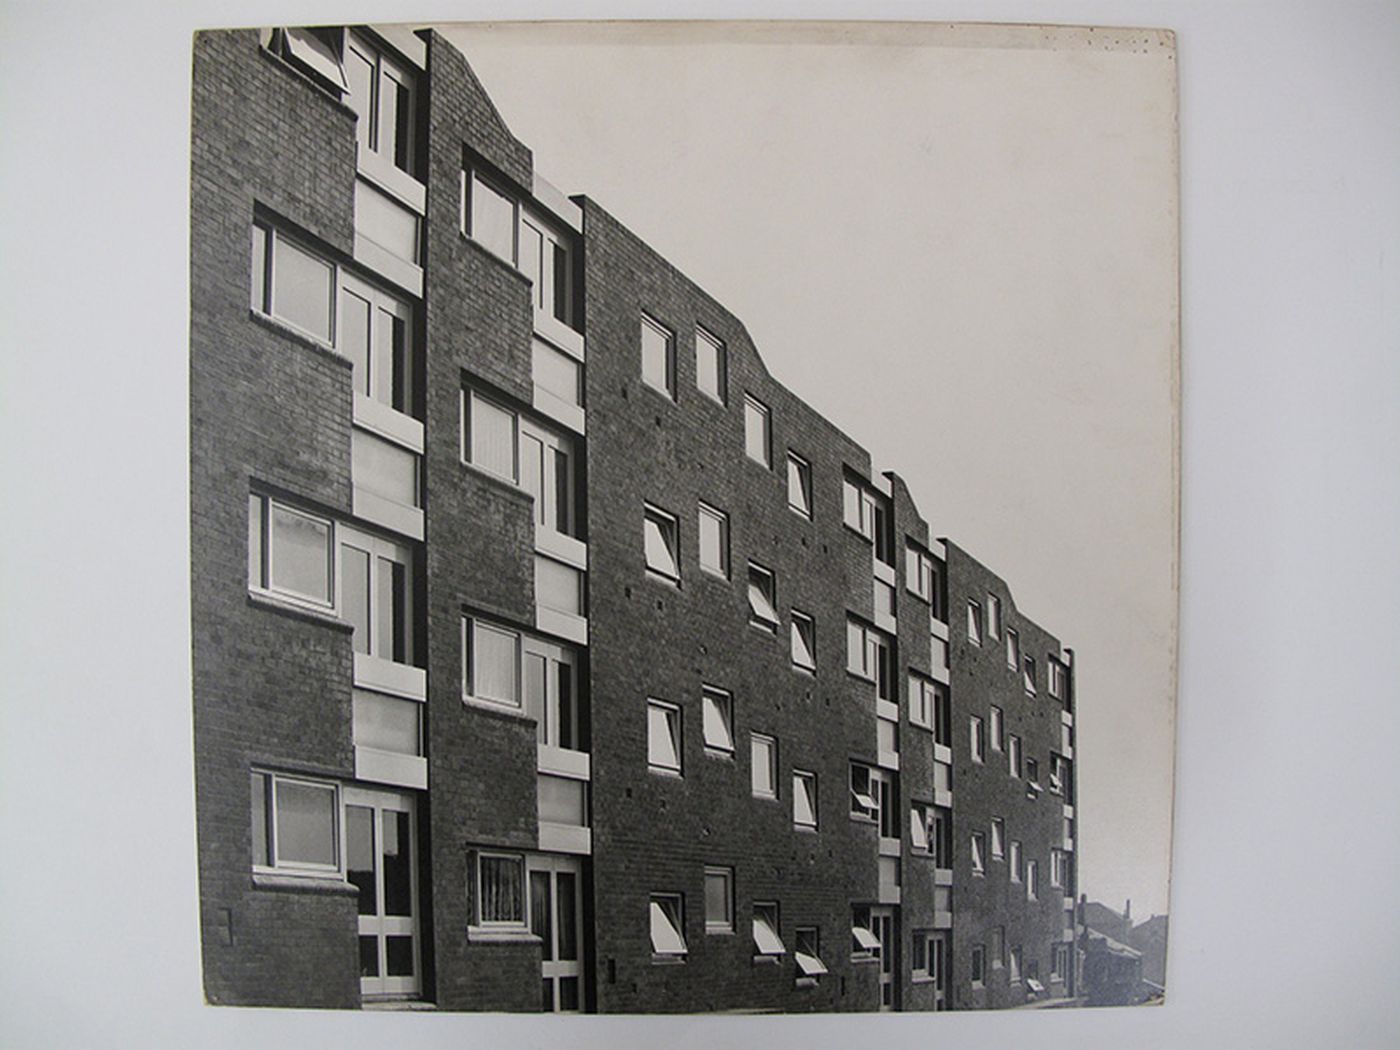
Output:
753,902,784,958
751,733,778,799
695,325,727,404
463,389,518,482
641,314,676,398
971,831,986,875
787,453,812,518
986,593,1002,640
970,716,985,763
250,770,340,875
967,600,984,645
466,172,518,264
744,394,771,467
704,867,733,933
790,610,817,672
476,851,526,927
698,502,729,578
991,818,1005,859
248,495,334,608
643,503,680,582
793,770,818,829
747,562,779,633
649,893,687,958
464,617,521,708
647,699,682,775
701,686,734,755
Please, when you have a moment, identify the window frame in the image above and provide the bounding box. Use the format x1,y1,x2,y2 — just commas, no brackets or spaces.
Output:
750,732,778,800
697,501,730,579
643,502,682,584
250,769,342,877
461,388,519,483
752,901,785,959
1006,628,1020,671
991,817,1006,860
986,593,1002,640
747,561,780,633
647,698,683,777
989,705,1005,751
908,673,936,731
1023,655,1038,695
1009,734,1023,778
475,850,528,930
649,893,688,961
641,313,677,400
462,616,523,710
971,830,987,875
695,324,727,404
793,769,818,830
795,926,828,978
966,599,984,645
248,493,336,611
970,945,986,986
743,394,772,468
462,167,519,265
1010,840,1023,883
701,686,735,756
790,609,817,673
787,452,813,518
970,715,986,764
849,762,879,822
703,866,734,934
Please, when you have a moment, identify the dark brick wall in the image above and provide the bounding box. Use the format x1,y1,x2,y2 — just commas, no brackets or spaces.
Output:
945,541,1075,1008
190,29,360,1008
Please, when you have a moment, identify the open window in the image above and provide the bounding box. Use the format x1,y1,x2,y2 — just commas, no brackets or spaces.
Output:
649,894,687,960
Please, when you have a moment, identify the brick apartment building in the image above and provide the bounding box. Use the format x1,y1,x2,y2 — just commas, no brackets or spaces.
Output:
190,25,1080,1013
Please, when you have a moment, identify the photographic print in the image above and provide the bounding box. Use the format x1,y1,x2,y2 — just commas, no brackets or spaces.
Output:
189,20,1178,1013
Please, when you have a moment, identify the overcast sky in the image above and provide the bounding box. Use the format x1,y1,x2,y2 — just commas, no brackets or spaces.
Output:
442,20,1179,919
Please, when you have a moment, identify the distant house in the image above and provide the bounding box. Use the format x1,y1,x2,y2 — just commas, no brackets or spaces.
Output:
1079,899,1164,1006
1127,914,1169,989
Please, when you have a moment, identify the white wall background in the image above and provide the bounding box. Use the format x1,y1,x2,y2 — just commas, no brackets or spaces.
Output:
2,1,1397,1048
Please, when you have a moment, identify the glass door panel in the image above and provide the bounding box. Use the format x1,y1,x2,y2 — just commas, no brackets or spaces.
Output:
529,855,583,1012
346,788,419,999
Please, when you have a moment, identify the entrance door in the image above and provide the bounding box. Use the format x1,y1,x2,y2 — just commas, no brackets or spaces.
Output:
528,854,583,1011
345,787,419,999
872,905,896,1011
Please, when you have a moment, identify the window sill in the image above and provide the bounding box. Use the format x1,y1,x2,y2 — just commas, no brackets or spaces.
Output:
752,954,782,966
911,975,936,985
644,569,682,590
794,824,818,834
247,309,350,370
466,926,541,944
795,976,819,989
247,591,353,633
791,664,816,677
459,230,531,284
252,872,357,896
648,766,683,779
651,954,687,966
749,621,779,636
459,459,533,501
461,693,534,723
849,954,880,966
706,927,735,937
704,747,735,762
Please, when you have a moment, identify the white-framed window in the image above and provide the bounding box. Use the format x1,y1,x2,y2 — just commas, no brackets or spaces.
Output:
931,804,952,867
462,389,518,482
520,419,577,537
1050,753,1071,796
790,609,817,672
873,577,896,620
1023,655,1037,695
701,686,734,756
1026,757,1040,790
753,901,785,958
1010,946,1023,983
340,31,417,175
462,617,522,708
992,926,1006,970
649,893,687,959
248,494,335,609
967,599,984,645
1049,656,1068,699
519,208,575,326
932,682,951,746
751,733,778,799
1009,734,1023,778
846,618,894,699
535,554,584,616
793,770,818,829
1051,848,1068,889
251,222,336,344
971,831,987,875
912,929,941,982
462,169,517,264
704,866,734,933
851,905,881,960
1006,628,1020,671
339,525,415,664
970,945,986,986
906,545,934,602
475,851,527,928
747,561,779,633
264,26,349,93
644,503,681,582
795,927,828,978
787,452,812,518
339,271,414,416
250,770,341,876
695,325,727,404
1053,944,1070,981
970,715,985,763
986,593,1002,640
641,313,676,399
910,801,933,855
850,762,877,821
909,673,937,731
1009,840,1023,882
698,502,729,579
744,394,771,467
647,699,682,776
991,818,1006,860
842,477,874,540
1027,860,1039,901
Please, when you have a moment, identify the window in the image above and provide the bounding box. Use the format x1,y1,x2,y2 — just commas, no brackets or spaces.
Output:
248,495,333,608
649,894,687,959
697,502,729,578
463,170,517,264
747,562,779,633
1026,758,1040,789
704,867,733,933
475,852,526,926
1049,657,1068,699
909,674,937,731
1053,945,1070,980
1051,849,1068,889
971,831,986,875
1051,754,1071,796
986,593,1002,639
534,555,583,616
1009,840,1023,882
1009,734,1023,778
989,705,1004,751
906,545,933,602
1006,628,1020,671
341,31,416,175
695,325,726,403
910,801,933,854
966,599,984,645
340,526,415,664
970,716,985,763
991,818,1005,860
795,927,828,977
744,394,772,467
849,762,878,822
463,618,522,708
991,926,1006,970
519,419,577,537
751,733,778,799
641,314,675,399
970,945,986,985
533,338,581,408
701,687,734,755
793,770,818,829
933,683,951,746
266,27,349,92
251,222,335,344
851,905,881,960
787,453,812,518
790,610,817,672
1010,946,1023,983
873,578,896,619
647,700,682,776
462,390,518,481
911,929,941,981
519,209,575,325
643,503,681,582
846,618,894,699
931,805,952,867
753,902,785,958
250,771,340,875
1024,655,1037,695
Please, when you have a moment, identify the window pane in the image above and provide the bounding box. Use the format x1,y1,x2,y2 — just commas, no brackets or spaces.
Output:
538,774,587,825
698,506,727,576
530,870,552,960
696,327,725,402
649,898,686,955
352,428,419,509
641,317,673,396
536,556,582,615
340,289,372,396
380,809,412,917
352,690,420,754
480,855,524,923
341,545,371,654
359,935,379,977
557,872,579,960
644,511,678,578
250,773,269,867
378,556,411,664
702,690,733,752
344,43,375,147
533,339,581,406
469,393,516,480
794,773,816,826
355,180,419,263
519,221,544,302
385,935,414,976
791,615,815,669
744,397,770,465
275,780,337,867
471,175,515,262
787,455,810,515
272,235,333,341
647,703,680,771
705,870,731,928
472,622,519,704
748,567,777,626
751,735,775,796
269,504,331,603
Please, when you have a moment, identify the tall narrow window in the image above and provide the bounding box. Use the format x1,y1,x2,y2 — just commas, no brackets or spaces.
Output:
649,894,687,958
989,705,1004,751
787,453,812,518
704,867,734,933
1010,840,1023,882
641,314,675,399
753,902,785,958
790,610,817,672
744,395,771,467
643,503,680,582
343,31,417,176
967,600,984,645
520,420,575,537
991,818,1005,860
1026,860,1039,901
1009,734,1023,778
701,687,734,755
971,831,986,875
695,325,726,403
747,562,779,633
1023,655,1037,695
751,733,778,799
647,699,682,775
971,946,986,985
697,502,729,578
1006,628,1020,671
970,716,985,763
793,770,818,829
986,593,1002,639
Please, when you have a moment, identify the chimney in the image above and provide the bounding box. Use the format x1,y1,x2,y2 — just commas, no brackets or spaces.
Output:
1124,899,1132,923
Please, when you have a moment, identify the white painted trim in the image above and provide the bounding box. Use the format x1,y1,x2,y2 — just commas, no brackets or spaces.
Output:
933,743,953,764
875,699,899,722
353,395,423,451
352,487,424,541
878,884,901,906
531,385,586,436
353,653,427,701
872,558,897,586
934,911,953,929
929,661,950,686
535,606,588,646
878,836,901,858
352,233,424,298
538,823,591,855
928,539,947,560
929,616,949,642
530,171,583,233
873,609,897,635
535,527,588,570
356,149,426,214
366,24,426,69
934,789,953,809
935,867,953,887
877,749,900,772
534,310,586,362
872,471,893,498
1063,804,1076,819
538,745,590,780
354,747,427,790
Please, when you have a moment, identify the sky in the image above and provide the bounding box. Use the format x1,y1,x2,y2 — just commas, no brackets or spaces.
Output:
441,20,1180,919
